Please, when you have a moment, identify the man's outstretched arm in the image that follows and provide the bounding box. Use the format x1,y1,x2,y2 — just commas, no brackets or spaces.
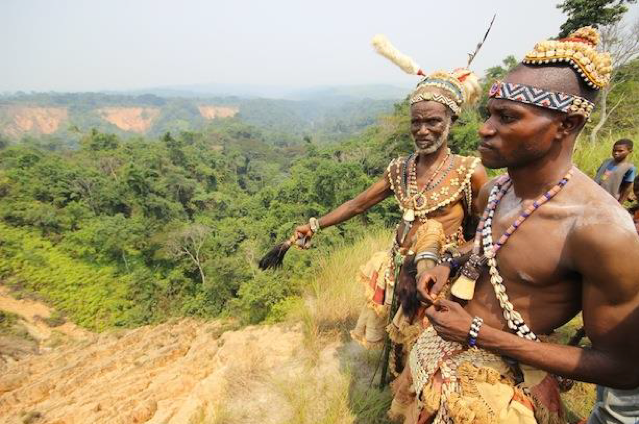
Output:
425,221,639,389
295,172,393,239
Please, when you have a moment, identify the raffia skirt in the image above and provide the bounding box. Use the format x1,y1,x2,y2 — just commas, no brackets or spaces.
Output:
389,326,566,424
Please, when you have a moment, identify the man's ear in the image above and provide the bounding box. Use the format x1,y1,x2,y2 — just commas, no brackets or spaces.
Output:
556,113,587,139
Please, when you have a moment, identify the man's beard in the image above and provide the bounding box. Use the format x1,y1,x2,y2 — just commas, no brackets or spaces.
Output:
414,122,450,155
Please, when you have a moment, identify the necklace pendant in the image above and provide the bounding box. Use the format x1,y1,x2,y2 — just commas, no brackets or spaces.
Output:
414,193,426,208
403,208,415,222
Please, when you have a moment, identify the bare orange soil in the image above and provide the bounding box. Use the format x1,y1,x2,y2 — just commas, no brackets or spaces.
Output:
0,106,68,138
0,287,344,424
98,107,161,133
197,105,239,119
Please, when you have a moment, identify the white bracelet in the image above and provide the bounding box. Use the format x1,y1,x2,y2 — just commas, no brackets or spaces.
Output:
309,217,321,233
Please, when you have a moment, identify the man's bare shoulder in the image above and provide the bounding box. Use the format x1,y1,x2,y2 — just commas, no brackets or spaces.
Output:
560,170,639,304
561,169,638,271
566,169,635,233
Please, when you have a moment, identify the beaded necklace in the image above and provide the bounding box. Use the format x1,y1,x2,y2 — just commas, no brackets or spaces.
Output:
400,151,451,222
408,152,453,195
395,151,450,216
451,168,574,341
393,151,450,244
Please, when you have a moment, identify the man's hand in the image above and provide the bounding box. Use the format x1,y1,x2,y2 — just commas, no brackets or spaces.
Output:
294,223,314,243
416,265,451,304
424,299,473,344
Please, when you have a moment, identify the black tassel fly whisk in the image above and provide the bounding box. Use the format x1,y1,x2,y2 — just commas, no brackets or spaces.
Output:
258,235,308,270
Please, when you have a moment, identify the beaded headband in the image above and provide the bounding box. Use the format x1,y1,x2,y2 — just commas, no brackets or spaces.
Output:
409,91,461,115
488,81,595,118
522,26,612,89
408,70,480,116
410,74,465,114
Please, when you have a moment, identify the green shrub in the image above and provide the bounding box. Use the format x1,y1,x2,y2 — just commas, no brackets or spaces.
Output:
0,223,133,331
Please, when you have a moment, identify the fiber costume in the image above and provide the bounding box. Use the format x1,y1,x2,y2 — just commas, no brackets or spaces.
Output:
350,153,480,349
389,27,613,424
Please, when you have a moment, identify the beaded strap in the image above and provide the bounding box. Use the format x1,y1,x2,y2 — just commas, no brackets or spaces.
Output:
409,154,454,194
473,169,574,341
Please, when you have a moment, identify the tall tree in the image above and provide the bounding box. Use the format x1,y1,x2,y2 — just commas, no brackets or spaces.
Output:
589,18,639,142
165,224,211,285
557,0,637,37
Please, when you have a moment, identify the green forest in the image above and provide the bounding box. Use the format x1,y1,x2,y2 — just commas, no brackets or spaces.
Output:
1,48,638,333
0,107,410,330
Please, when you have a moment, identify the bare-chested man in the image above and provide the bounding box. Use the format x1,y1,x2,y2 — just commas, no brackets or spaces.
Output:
389,27,639,424
292,50,487,371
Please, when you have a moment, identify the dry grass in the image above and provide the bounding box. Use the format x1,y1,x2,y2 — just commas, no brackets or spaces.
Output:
189,401,235,424
564,382,597,423
271,370,355,424
307,229,392,330
293,230,395,424
223,341,269,397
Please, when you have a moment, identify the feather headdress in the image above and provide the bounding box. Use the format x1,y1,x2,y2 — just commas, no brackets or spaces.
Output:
371,34,424,76
372,16,495,115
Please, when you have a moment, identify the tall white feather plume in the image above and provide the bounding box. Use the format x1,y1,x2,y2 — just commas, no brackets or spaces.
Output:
372,34,422,75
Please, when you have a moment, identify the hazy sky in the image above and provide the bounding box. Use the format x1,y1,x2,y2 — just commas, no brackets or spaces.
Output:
2,0,638,92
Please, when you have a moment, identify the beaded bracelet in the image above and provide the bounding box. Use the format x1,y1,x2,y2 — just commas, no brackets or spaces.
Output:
468,316,484,347
438,251,454,264
438,253,463,273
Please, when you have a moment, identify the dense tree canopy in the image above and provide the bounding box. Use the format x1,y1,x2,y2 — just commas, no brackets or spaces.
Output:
0,112,410,329
557,0,637,37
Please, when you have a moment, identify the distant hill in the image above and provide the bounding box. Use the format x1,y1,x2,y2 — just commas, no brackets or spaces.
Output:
285,84,411,101
0,90,401,144
124,82,410,101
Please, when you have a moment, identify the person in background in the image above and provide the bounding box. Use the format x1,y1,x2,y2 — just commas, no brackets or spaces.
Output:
594,139,636,204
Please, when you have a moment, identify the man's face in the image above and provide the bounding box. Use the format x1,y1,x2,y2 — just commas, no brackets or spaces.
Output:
612,144,631,162
478,98,561,169
410,101,451,155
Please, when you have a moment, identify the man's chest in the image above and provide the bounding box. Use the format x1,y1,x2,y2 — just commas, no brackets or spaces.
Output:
486,201,574,287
